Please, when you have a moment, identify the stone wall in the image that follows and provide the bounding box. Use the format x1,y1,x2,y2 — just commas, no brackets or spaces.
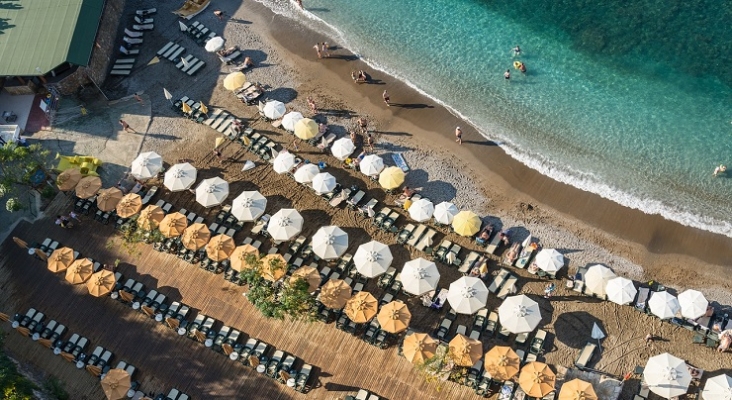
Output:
52,0,126,96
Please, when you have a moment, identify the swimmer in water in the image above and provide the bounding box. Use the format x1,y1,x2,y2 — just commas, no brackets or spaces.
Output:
513,45,521,56
713,164,727,177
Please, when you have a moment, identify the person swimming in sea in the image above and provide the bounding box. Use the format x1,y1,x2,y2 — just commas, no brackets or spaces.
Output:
713,164,727,177
513,45,521,57
519,62,526,73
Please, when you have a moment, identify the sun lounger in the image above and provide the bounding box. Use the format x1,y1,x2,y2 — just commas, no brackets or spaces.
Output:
416,229,437,253
62,333,79,353
219,50,242,64
466,360,483,388
634,287,650,312
485,232,503,255
436,318,452,341
574,342,597,369
134,15,153,24
372,207,391,227
27,311,44,331
456,325,467,336
347,190,365,209
124,28,143,38
378,267,397,288
459,252,481,275
136,8,156,16
133,24,154,31
396,224,416,245
406,224,428,247
214,326,231,351
40,320,57,339
515,245,536,269
239,338,258,363
123,36,143,46
433,239,452,262
489,269,510,294
381,210,400,232
254,341,269,360
497,274,517,299
71,336,88,359
295,364,312,392
388,273,402,294
497,381,515,400
530,329,546,354
17,308,36,327
87,346,104,365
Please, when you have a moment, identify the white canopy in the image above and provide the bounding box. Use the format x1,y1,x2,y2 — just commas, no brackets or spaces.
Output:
644,353,692,399
331,138,356,161
273,151,296,174
163,162,197,192
401,258,440,296
534,249,565,273
648,291,681,320
605,277,637,305
702,374,732,400
359,154,385,176
281,111,303,132
447,276,489,315
268,208,304,241
433,202,459,225
294,164,319,184
312,172,336,194
498,294,542,334
408,198,435,222
312,226,348,260
353,241,393,278
205,36,225,52
231,191,267,222
130,151,163,180
263,100,286,120
195,177,229,208
677,289,708,319
584,264,616,297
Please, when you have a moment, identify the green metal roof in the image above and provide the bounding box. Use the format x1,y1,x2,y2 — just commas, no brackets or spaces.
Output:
0,0,105,76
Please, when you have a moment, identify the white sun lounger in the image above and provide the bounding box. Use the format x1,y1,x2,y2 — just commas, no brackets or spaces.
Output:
124,28,143,38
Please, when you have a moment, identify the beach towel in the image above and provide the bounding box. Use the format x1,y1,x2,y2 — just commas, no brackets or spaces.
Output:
392,153,410,172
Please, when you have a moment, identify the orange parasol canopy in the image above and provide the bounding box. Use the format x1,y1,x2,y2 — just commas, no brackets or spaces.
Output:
319,279,352,309
345,291,378,323
116,193,142,218
159,212,187,237
87,270,116,297
137,205,165,231
205,234,235,261
229,244,259,272
518,362,556,398
402,332,438,364
96,187,123,211
57,168,82,191
47,247,74,273
558,378,598,400
65,258,94,284
289,266,320,292
448,334,483,367
377,300,412,334
260,253,286,281
484,346,521,381
101,368,131,400
75,176,102,199
181,223,211,251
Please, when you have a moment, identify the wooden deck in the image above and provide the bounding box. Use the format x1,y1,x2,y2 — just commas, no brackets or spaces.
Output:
0,217,482,400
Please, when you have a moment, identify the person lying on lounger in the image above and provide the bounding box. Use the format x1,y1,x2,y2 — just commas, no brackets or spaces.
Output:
217,47,238,57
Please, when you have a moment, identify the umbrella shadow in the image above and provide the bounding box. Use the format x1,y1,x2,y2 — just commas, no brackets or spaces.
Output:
267,87,299,104
264,194,294,210
157,286,183,303
553,311,607,349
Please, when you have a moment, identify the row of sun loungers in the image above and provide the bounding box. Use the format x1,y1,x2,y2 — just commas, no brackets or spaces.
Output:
156,42,205,76
111,12,155,76
186,20,217,46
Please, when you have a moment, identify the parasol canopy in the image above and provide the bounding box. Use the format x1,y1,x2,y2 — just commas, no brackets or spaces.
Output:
648,291,681,320
558,378,598,400
65,258,94,284
311,225,348,260
518,362,556,398
229,244,259,272
87,270,116,297
101,368,131,400
294,118,318,140
401,258,440,295
345,291,378,323
644,353,692,399
605,277,637,305
448,334,483,367
130,151,163,180
48,247,74,273
353,240,393,278
263,100,287,120
293,164,319,184
378,166,405,190
701,374,732,400
181,223,211,251
137,205,164,231
433,202,459,225
268,208,304,241
534,249,565,273
282,111,304,132
402,332,437,365
260,253,287,281
447,276,489,315
116,193,142,218
484,346,521,381
196,177,229,208
584,264,616,297
451,210,481,236
205,36,225,52
311,172,336,194
159,212,187,237
164,162,197,192
359,154,385,176
75,176,102,199
57,168,82,191
319,279,352,309
408,198,434,222
677,289,709,319
273,151,296,174
223,72,246,91
97,187,123,212
231,191,267,222
290,266,320,293
331,137,356,160
206,234,236,262
377,300,411,334
498,295,542,334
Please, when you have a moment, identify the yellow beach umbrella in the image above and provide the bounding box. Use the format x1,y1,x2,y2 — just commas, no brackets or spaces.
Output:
75,175,102,199
97,187,123,212
402,332,438,365
116,193,142,218
518,362,556,398
558,379,597,400
65,258,94,284
229,244,259,272
294,118,318,140
484,346,521,381
101,368,131,400
48,247,74,273
448,334,483,367
205,234,236,261
182,102,192,114
223,72,246,91
377,300,412,334
57,168,82,191
260,253,287,281
137,205,164,231
378,166,405,190
199,102,209,115
290,266,320,292
452,210,481,236
87,270,116,297
181,223,211,251
319,279,352,309
159,212,188,237
345,291,378,323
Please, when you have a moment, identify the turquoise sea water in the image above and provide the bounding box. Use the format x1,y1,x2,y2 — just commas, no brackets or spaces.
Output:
257,0,732,237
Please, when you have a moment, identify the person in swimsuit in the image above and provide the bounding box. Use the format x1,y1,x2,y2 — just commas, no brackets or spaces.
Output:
504,70,511,80
455,126,463,144
382,90,390,106
513,45,521,56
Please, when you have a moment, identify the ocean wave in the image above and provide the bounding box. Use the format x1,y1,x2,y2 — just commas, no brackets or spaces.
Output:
253,0,732,238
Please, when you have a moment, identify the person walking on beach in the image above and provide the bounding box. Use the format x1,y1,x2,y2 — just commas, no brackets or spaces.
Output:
366,133,375,152
455,126,463,145
320,42,330,58
358,117,368,134
69,211,82,225
313,43,322,59
645,333,654,346
307,96,317,114
504,70,511,80
214,10,225,20
382,90,390,106
119,119,136,133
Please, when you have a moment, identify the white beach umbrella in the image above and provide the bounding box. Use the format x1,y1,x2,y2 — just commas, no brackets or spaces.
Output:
648,291,681,320
433,202,459,225
447,277,489,315
408,198,435,222
293,164,319,184
195,177,229,208
584,264,616,297
312,226,348,260
644,353,692,399
231,191,267,222
498,295,542,334
359,154,385,176
677,289,708,319
282,111,304,132
268,208,304,241
205,36,225,52
534,249,565,273
273,151,296,174
312,172,336,194
605,277,637,305
401,258,440,296
130,151,163,180
331,138,356,161
263,100,286,120
702,374,732,400
163,162,197,192
353,241,393,278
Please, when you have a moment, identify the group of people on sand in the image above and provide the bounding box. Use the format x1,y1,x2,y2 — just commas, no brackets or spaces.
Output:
313,42,330,58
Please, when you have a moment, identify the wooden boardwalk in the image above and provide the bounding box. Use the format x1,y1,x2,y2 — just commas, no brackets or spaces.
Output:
0,219,481,400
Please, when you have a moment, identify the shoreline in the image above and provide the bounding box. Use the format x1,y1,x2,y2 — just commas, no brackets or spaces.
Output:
237,0,732,272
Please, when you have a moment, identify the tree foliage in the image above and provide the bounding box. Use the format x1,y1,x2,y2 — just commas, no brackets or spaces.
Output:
0,142,51,197
115,222,165,255
415,345,468,391
0,333,36,399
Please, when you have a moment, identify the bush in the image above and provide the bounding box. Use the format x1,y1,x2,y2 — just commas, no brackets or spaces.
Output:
43,377,68,400
0,333,36,399
41,185,56,199
5,197,23,212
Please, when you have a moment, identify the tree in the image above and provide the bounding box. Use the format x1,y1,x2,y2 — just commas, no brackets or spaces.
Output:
0,142,52,198
0,333,36,399
415,345,468,391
